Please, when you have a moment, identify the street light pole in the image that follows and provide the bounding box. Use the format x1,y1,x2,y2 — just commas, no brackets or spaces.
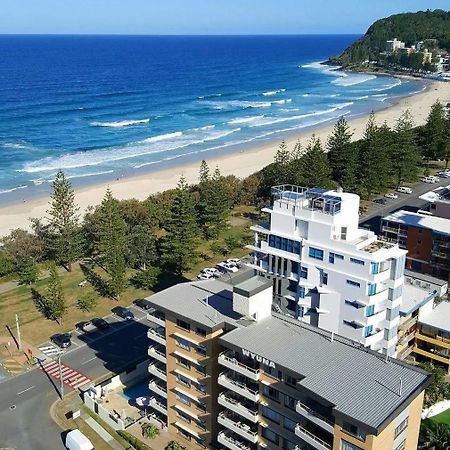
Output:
58,352,64,399
15,314,22,351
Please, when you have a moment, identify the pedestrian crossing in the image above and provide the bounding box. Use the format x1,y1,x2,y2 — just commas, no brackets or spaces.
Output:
38,344,61,357
40,360,91,390
1,357,24,376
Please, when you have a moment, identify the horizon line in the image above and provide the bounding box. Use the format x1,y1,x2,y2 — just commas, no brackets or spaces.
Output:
0,32,362,37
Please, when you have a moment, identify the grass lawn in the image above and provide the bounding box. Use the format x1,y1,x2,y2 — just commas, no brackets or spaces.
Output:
430,408,450,426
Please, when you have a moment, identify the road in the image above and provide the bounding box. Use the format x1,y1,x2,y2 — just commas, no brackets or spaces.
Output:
0,305,151,450
360,177,449,232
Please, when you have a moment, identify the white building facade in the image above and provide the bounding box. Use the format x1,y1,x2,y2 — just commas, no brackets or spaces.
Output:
247,186,407,356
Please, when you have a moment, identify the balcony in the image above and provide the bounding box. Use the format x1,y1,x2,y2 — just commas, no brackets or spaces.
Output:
296,401,334,434
149,379,167,398
149,397,167,416
218,412,258,443
218,431,253,450
398,316,417,331
147,309,165,327
414,346,450,365
219,351,260,381
148,345,167,364
148,362,167,382
218,392,259,423
218,373,259,402
397,344,414,360
148,326,166,346
416,333,450,349
295,424,332,450
398,331,416,346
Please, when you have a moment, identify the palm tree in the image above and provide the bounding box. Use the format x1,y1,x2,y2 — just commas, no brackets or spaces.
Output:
165,441,186,450
419,422,450,450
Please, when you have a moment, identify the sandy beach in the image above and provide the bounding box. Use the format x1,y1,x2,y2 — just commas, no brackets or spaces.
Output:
1,78,449,237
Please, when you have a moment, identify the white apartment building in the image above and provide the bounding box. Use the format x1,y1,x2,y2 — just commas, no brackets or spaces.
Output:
247,186,407,356
386,38,405,53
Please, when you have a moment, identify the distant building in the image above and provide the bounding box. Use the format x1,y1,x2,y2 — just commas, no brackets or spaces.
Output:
399,47,415,56
386,38,405,53
381,210,450,283
247,186,407,357
144,276,432,450
422,50,433,65
419,185,450,219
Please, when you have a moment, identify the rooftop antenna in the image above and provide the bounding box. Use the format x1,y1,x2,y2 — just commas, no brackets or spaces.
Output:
331,331,334,343
398,378,403,397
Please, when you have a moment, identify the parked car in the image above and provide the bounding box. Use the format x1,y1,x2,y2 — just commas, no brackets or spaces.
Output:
226,258,241,267
65,429,94,450
373,198,387,205
51,333,71,349
112,306,134,320
438,170,450,178
217,262,239,273
76,321,97,334
91,318,110,330
384,193,398,200
397,186,412,194
197,272,214,280
422,176,437,183
202,267,221,277
134,298,152,310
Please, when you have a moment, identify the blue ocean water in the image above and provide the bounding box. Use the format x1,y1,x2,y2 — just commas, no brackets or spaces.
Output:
0,35,425,202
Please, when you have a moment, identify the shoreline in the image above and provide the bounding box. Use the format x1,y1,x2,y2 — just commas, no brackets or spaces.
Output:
1,78,449,237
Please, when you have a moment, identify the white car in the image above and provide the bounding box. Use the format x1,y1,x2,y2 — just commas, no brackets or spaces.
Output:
384,193,398,200
422,176,437,184
217,262,239,273
226,258,241,266
438,171,450,178
202,267,221,277
197,272,214,280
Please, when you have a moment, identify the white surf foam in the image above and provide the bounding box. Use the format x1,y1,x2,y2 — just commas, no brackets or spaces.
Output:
262,89,286,96
90,118,150,128
228,115,265,125
0,185,27,195
272,99,292,105
142,132,183,143
331,74,376,87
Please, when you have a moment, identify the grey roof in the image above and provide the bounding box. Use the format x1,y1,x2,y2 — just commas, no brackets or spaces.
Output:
419,301,450,332
383,210,450,236
400,283,436,316
145,279,242,330
404,269,448,288
233,276,272,297
220,314,431,432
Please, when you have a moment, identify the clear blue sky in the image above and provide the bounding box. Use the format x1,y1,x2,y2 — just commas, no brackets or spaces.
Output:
2,0,448,35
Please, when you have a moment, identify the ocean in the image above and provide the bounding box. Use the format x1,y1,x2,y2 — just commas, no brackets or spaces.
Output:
0,35,426,202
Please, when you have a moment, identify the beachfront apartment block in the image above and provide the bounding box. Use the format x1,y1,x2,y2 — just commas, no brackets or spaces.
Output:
144,276,431,450
246,186,407,356
386,38,405,53
381,209,450,283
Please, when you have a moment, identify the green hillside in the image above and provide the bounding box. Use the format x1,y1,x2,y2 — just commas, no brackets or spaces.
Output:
331,9,450,66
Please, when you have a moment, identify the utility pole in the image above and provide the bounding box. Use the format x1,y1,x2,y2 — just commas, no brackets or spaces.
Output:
58,352,64,399
15,314,22,351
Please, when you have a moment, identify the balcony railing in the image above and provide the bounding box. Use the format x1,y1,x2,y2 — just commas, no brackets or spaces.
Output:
149,379,167,398
219,351,260,381
148,345,167,363
295,424,332,450
148,363,167,382
296,401,334,433
148,327,166,345
217,431,252,450
149,397,167,415
218,373,259,402
218,392,259,423
398,316,417,331
398,331,416,346
147,309,165,327
218,412,258,443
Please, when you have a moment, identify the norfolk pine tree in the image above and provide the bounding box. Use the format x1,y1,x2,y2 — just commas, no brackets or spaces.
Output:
47,170,82,271
37,261,66,323
97,189,127,299
424,100,446,160
161,176,199,275
298,135,332,188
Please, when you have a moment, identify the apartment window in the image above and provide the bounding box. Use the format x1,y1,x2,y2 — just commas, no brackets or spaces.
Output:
196,344,207,356
365,305,375,317
269,235,301,255
321,272,328,285
176,373,191,388
350,258,365,266
284,394,296,411
197,401,207,412
341,441,363,450
176,336,191,351
371,262,380,274
176,392,191,406
283,439,297,450
195,327,206,337
299,286,305,298
264,364,281,380
297,306,305,318
342,421,366,441
309,247,324,261
329,252,344,263
364,325,374,338
300,267,308,279
262,428,279,445
346,279,361,288
341,227,348,240
262,406,280,424
284,416,297,433
197,382,207,394
394,440,406,450
177,426,191,441
394,418,408,439
176,356,191,370
176,319,190,331
196,364,206,375
285,374,298,387
177,410,192,424
292,261,299,275
263,385,280,403
368,283,377,296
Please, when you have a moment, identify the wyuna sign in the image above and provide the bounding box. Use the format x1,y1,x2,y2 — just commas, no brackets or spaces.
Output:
242,348,276,368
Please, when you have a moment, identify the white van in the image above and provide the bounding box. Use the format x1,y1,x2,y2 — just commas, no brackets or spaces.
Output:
65,430,94,450
397,186,412,194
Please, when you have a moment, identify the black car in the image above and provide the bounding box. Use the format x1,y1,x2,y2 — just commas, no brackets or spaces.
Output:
51,333,71,349
91,317,110,330
134,298,152,310
373,198,387,205
112,306,134,320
